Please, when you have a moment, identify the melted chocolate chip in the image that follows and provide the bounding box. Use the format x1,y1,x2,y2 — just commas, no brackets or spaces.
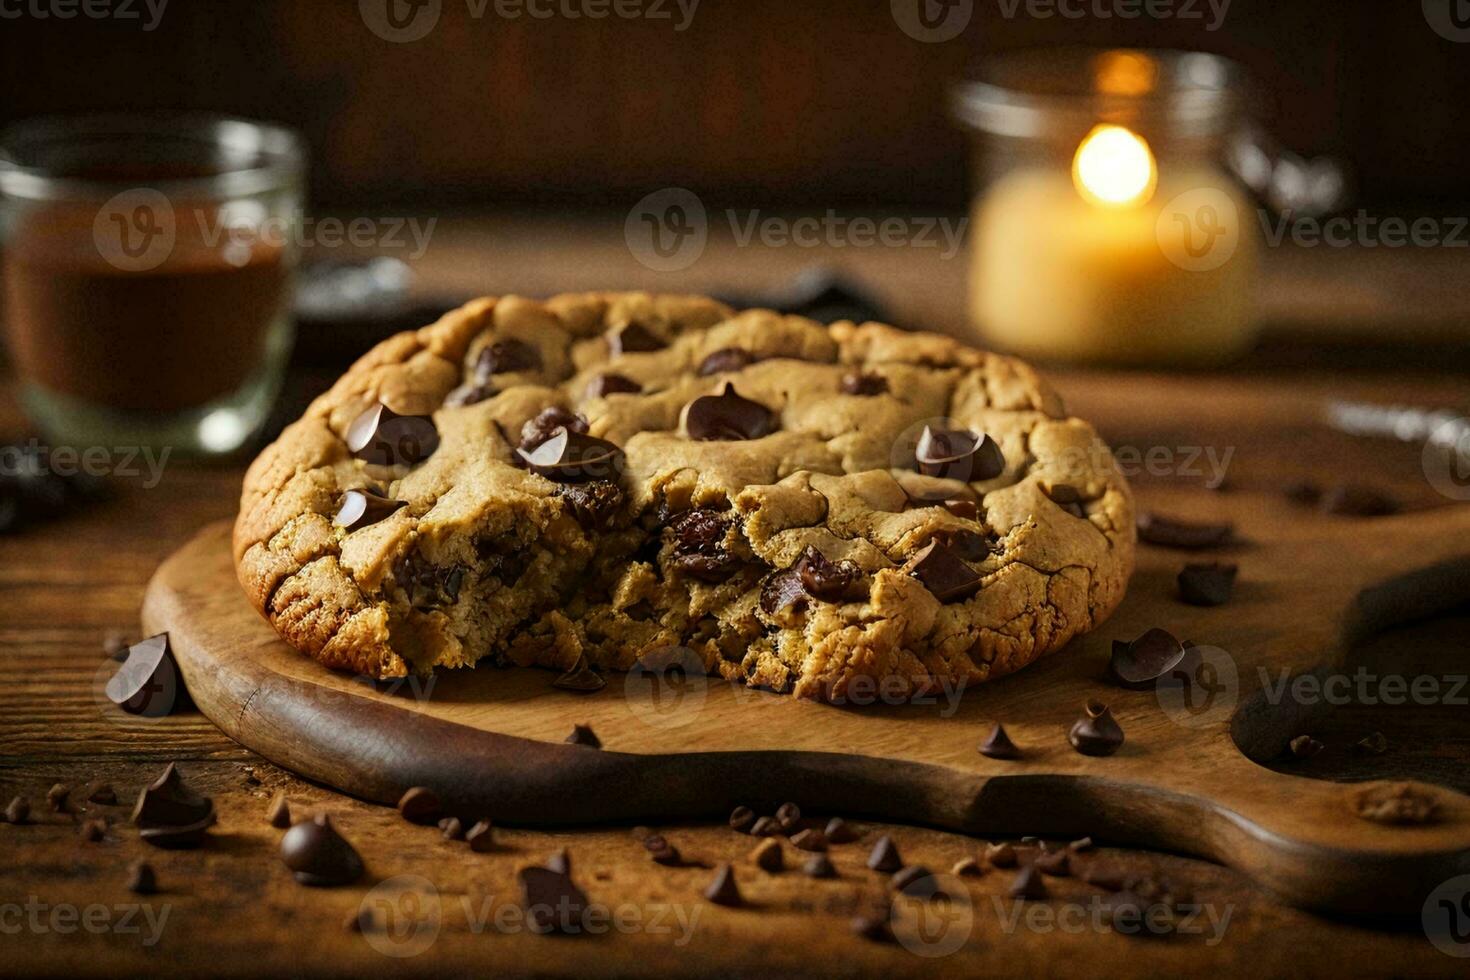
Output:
445,383,496,407
840,371,888,396
1069,701,1125,756
346,403,440,467
761,546,862,614
904,541,982,603
475,338,542,379
1178,562,1238,606
280,813,364,886
914,425,1006,481
684,382,778,441
1136,512,1233,549
556,481,624,531
106,633,190,717
943,498,979,521
1107,628,1189,689
936,528,991,562
608,321,666,356
698,347,758,376
334,489,406,532
668,509,743,583
393,553,468,611
519,428,626,483
585,373,642,398
520,407,589,453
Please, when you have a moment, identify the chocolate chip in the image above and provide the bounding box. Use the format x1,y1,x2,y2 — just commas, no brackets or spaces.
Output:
1321,483,1399,517
892,865,941,898
684,382,778,441
47,783,70,812
546,848,572,875
840,371,888,396
904,540,982,603
334,489,406,532
943,498,979,521
397,787,442,825
585,373,642,398
1034,850,1073,877
127,860,157,895
668,509,743,583
761,546,862,614
936,528,991,562
445,383,495,407
87,783,117,805
703,863,743,906
952,857,984,877
519,428,625,483
1354,731,1388,755
280,813,363,886
475,339,542,378
556,481,624,531
698,347,757,376
520,407,589,452
1069,701,1125,757
851,911,892,942
566,723,602,749
1107,628,1189,689
985,841,1018,868
1283,479,1322,505
466,819,496,852
774,802,802,830
437,817,464,841
106,633,190,717
914,425,1005,481
642,834,671,854
267,793,291,829
979,722,1021,760
1136,512,1233,549
608,322,666,356
749,816,779,837
346,402,440,467
803,853,837,878
1178,562,1237,606
751,838,784,872
553,656,606,693
1289,734,1324,759
728,806,756,833
394,553,468,612
518,865,590,934
824,817,858,843
866,835,902,872
132,764,215,848
79,818,107,842
1009,864,1049,899
650,841,683,866
790,829,828,852
6,796,30,824
1043,482,1082,505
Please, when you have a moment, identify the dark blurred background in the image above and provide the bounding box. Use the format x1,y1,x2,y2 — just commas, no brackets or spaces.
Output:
2,0,1465,211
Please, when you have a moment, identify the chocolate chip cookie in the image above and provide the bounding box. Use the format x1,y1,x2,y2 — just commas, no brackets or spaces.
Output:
233,292,1134,699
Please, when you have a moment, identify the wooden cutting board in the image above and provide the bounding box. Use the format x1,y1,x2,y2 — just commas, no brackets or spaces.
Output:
141,499,1470,918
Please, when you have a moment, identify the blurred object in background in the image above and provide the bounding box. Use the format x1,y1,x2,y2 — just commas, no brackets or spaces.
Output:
0,115,303,455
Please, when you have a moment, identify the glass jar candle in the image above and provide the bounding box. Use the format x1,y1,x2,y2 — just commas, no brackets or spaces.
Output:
953,49,1259,367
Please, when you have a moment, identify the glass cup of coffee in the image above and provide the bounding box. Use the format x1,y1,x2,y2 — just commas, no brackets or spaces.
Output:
0,115,304,455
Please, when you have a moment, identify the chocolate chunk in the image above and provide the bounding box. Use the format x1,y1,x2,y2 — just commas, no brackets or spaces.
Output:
1069,701,1125,757
47,783,70,811
106,633,190,717
1136,512,1233,549
952,857,984,877
1034,850,1072,877
519,428,625,484
132,763,215,848
79,818,107,842
840,371,888,396
566,723,602,749
608,321,666,355
943,498,979,521
475,338,542,378
1289,734,1324,759
127,860,157,895
893,866,941,898
1009,864,1049,899
937,528,991,562
546,848,572,875
553,656,607,693
1354,731,1389,755
1178,562,1237,606
824,817,857,843
851,911,893,942
556,481,624,532
267,793,292,829
87,783,118,805
668,509,743,583
346,402,440,467
520,407,590,452
914,425,1005,481
698,347,757,376
728,805,756,833
280,813,363,886
759,566,808,615
6,796,30,824
393,553,468,612
519,865,590,934
1322,483,1399,517
790,829,828,852
797,549,862,601
1043,482,1082,505
979,722,1021,760
585,373,642,398
439,817,465,841
749,816,779,837
466,819,496,852
866,835,902,872
1108,628,1189,689
802,853,837,878
684,382,778,441
703,863,743,906
751,838,784,872
444,382,496,407
397,787,442,825
904,540,982,603
334,489,406,532
985,842,1018,868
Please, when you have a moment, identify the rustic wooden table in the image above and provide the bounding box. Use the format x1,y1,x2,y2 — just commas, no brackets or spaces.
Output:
3,223,1469,977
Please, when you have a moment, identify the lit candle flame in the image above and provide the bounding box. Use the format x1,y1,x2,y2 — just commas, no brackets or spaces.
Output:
1072,125,1157,209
